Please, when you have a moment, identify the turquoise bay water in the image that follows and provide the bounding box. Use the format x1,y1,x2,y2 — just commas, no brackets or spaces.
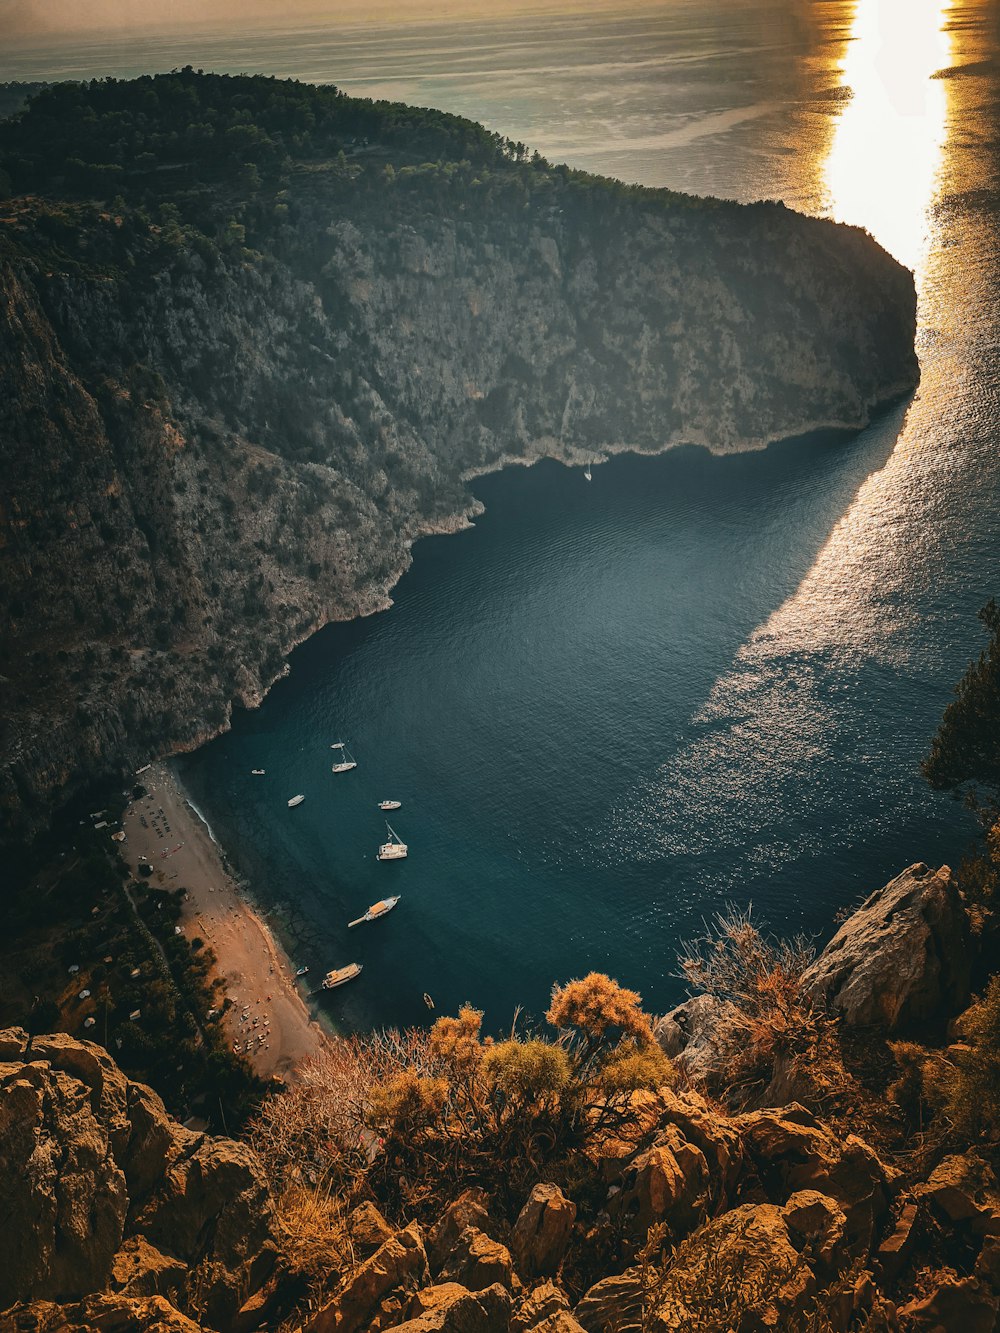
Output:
179,420,980,1031
19,1,999,1030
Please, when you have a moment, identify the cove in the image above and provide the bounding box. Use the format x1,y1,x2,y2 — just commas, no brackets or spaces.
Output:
178,409,973,1033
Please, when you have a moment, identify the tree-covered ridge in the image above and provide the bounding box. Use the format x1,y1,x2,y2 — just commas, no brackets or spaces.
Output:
0,68,528,193
0,67,737,243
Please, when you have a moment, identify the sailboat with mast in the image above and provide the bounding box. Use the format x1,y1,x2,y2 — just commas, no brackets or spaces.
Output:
377,822,408,861
330,742,358,774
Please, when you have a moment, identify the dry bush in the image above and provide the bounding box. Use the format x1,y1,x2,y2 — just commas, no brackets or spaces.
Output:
271,1183,354,1303
676,906,831,1106
887,1040,955,1136
249,976,675,1221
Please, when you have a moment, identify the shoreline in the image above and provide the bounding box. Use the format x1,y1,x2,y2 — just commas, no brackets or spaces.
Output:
119,761,331,1080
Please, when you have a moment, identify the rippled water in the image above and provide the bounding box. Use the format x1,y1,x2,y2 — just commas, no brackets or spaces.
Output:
17,1,1000,1030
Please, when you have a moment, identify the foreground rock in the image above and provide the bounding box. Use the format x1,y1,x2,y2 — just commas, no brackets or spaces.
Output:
511,1184,577,1279
0,1029,275,1325
799,863,971,1032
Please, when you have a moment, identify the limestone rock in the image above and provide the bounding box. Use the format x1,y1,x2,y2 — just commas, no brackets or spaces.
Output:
428,1189,494,1272
915,1152,1000,1235
781,1190,848,1273
512,1280,571,1331
348,1201,396,1260
654,996,741,1085
875,1198,921,1285
109,1236,187,1299
389,1281,512,1332
531,1314,587,1333
0,1049,129,1306
0,1293,204,1331
616,1126,712,1239
511,1184,577,1279
898,1275,998,1331
407,1284,476,1318
439,1226,521,1294
645,1199,830,1331
736,1103,890,1249
306,1221,430,1333
0,1029,277,1325
574,1271,644,1333
133,1132,276,1326
799,863,971,1031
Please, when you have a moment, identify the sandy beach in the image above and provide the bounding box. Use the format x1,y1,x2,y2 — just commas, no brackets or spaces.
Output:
119,762,329,1080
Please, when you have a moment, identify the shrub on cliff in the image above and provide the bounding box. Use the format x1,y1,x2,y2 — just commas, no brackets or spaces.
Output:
944,977,1000,1140
248,975,673,1223
676,907,833,1107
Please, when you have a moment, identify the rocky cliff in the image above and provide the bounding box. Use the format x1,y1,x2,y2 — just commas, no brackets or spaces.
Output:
0,73,920,840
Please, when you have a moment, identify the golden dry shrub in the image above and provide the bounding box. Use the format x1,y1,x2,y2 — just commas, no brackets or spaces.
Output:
427,1004,484,1076
271,1183,354,1295
366,1070,449,1135
597,1039,676,1096
547,972,654,1046
482,1038,571,1103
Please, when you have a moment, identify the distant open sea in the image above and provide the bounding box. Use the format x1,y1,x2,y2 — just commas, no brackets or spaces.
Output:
13,1,1000,1031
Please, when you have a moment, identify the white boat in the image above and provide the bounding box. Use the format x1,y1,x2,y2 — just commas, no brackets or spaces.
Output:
331,744,358,774
584,463,592,481
349,895,400,928
251,769,265,775
295,966,309,977
377,822,408,861
378,800,402,811
322,962,363,990
287,795,305,808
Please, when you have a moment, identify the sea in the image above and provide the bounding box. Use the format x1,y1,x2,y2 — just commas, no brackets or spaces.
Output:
8,0,1000,1032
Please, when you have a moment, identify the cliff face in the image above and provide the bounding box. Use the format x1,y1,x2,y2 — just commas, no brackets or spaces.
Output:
0,77,919,839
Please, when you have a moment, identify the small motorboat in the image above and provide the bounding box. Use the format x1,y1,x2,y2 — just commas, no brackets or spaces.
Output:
423,993,435,1009
377,822,407,861
584,462,592,481
295,966,309,977
287,795,305,808
251,769,265,775
349,896,400,928
378,799,402,811
322,962,363,990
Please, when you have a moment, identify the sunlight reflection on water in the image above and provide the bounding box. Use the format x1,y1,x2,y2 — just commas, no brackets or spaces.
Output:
823,0,952,272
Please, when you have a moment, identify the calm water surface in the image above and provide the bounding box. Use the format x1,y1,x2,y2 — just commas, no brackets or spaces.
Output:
14,2,1000,1030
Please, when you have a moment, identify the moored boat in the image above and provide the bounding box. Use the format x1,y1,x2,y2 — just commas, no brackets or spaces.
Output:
377,822,407,861
251,769,265,775
322,962,363,990
378,799,402,811
295,966,309,977
287,794,305,808
331,743,358,774
349,895,401,928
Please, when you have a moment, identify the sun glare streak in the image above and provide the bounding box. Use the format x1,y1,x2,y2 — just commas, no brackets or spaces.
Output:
823,0,952,273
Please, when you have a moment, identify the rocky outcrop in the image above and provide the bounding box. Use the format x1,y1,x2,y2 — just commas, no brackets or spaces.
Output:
392,1282,513,1332
0,1028,274,1326
735,1103,891,1251
653,995,740,1086
438,1227,520,1294
511,1184,577,1280
306,1221,429,1333
1,1293,204,1331
0,74,920,841
799,863,972,1031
